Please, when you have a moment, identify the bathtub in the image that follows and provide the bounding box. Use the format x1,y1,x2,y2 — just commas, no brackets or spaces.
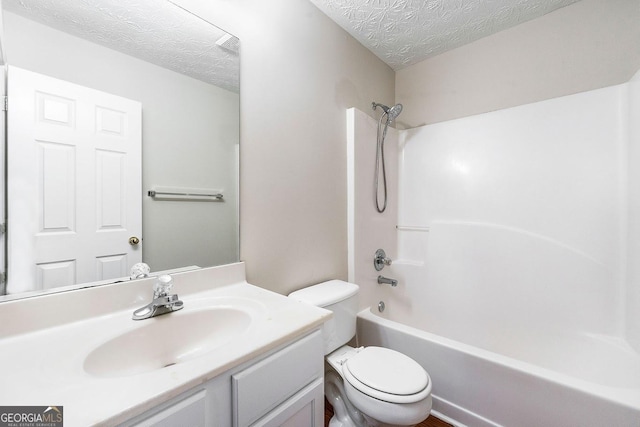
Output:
357,307,640,427
347,81,640,426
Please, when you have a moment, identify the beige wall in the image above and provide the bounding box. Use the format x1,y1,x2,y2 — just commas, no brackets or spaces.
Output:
396,0,640,128
173,0,395,294
171,0,640,296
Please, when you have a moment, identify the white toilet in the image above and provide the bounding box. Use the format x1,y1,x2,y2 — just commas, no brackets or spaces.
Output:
289,280,432,427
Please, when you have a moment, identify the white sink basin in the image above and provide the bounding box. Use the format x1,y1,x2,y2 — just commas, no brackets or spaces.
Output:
84,307,252,377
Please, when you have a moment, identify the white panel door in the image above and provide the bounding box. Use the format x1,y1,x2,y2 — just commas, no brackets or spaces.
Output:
7,66,142,293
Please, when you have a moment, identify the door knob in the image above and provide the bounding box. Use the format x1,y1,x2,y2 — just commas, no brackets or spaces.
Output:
129,236,140,246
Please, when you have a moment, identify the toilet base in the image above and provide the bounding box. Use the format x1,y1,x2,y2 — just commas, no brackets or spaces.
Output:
325,367,432,427
326,370,366,427
344,378,432,426
328,415,357,427
328,414,425,427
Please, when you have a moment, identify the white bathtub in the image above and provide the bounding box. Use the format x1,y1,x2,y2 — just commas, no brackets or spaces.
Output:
357,307,640,427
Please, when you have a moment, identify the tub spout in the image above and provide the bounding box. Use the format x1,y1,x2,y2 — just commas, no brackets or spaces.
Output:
378,276,398,287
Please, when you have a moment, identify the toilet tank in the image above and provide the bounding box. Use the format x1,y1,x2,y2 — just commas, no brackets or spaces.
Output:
288,280,359,355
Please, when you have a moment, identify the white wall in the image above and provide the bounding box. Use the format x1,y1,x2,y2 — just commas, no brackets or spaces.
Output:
4,11,239,273
389,82,630,346
173,0,396,295
0,65,5,295
627,70,640,352
396,0,640,128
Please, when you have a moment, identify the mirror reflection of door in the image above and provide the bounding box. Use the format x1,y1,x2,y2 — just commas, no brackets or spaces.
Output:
7,66,142,293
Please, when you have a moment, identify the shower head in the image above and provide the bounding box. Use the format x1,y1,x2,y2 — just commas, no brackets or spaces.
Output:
387,103,403,121
372,102,403,123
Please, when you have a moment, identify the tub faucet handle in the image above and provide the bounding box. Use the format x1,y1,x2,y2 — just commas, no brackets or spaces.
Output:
374,248,392,271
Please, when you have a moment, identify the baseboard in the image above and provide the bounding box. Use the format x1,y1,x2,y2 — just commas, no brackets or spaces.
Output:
431,394,501,427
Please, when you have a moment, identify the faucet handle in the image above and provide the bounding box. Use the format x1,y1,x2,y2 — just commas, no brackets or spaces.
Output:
153,275,173,298
130,262,150,280
374,248,393,271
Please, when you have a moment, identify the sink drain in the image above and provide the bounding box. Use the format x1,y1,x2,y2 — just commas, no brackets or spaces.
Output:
163,362,176,368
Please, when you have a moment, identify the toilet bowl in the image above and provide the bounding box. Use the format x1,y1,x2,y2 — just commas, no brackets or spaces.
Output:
326,345,432,427
289,280,432,427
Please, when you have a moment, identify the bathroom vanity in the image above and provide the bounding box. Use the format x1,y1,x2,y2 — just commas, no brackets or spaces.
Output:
122,331,324,427
0,263,330,426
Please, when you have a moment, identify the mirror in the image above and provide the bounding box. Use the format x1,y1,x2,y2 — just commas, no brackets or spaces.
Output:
0,0,240,301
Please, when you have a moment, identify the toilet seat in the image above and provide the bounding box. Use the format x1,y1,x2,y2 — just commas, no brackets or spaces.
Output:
342,346,431,404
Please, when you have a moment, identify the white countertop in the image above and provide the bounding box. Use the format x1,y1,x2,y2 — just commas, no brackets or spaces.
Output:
0,263,330,426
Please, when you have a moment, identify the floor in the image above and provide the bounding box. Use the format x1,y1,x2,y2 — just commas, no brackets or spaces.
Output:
324,399,453,427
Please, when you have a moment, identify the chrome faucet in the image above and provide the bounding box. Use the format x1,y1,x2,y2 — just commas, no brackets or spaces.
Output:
132,275,184,320
378,275,398,287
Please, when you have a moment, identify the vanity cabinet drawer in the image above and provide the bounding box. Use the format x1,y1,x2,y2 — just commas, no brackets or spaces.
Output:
128,390,206,427
232,330,323,427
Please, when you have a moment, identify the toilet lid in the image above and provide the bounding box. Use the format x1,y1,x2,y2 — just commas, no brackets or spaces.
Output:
343,347,430,404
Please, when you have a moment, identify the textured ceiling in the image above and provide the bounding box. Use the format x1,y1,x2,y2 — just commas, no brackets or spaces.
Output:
3,0,239,92
309,0,582,70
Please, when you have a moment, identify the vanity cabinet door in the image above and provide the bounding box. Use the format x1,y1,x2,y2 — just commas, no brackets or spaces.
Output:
251,378,324,427
232,331,324,427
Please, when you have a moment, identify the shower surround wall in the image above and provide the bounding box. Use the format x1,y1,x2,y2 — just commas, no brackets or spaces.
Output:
395,82,627,344
627,72,640,353
348,72,640,425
